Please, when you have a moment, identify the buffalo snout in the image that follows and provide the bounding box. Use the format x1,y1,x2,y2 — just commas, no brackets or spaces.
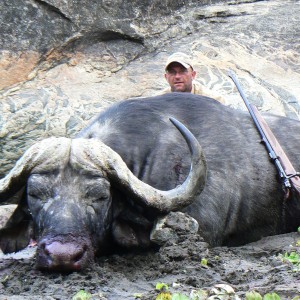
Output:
36,237,94,271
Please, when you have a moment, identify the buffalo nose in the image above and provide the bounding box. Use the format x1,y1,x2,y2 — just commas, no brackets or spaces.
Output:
38,241,88,271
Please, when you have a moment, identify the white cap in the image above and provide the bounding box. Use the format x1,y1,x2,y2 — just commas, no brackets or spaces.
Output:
165,52,193,70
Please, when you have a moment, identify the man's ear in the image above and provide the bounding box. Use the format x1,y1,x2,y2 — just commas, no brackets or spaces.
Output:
191,70,196,79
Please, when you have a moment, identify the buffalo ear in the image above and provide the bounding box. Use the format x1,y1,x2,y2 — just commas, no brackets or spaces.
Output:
0,168,31,205
0,221,33,254
0,200,33,254
0,187,26,205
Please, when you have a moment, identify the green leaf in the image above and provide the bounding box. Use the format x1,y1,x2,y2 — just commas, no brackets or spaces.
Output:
72,290,92,300
283,252,299,264
279,251,300,271
200,258,208,267
156,291,172,300
172,293,189,300
263,292,281,300
246,291,263,300
156,282,169,291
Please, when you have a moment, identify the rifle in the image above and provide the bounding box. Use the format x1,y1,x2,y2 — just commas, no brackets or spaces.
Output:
228,70,300,199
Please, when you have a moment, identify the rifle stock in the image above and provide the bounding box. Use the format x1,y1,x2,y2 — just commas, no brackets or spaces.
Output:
228,70,300,197
250,104,300,194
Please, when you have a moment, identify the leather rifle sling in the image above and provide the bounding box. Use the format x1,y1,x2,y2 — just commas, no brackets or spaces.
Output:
251,104,300,196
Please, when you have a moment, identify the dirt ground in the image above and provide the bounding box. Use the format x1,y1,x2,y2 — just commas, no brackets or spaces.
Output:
0,231,299,300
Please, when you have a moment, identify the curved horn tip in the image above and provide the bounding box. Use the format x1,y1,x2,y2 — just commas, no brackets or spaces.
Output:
169,117,190,137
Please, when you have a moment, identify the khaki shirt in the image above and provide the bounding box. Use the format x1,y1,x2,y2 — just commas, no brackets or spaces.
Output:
161,80,225,104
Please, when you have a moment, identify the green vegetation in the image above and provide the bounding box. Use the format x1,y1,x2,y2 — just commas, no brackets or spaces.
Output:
246,291,263,300
156,283,172,300
278,251,300,271
156,283,170,291
72,290,92,300
133,293,143,299
263,293,281,300
200,258,208,267
171,294,189,300
245,291,289,300
154,283,300,300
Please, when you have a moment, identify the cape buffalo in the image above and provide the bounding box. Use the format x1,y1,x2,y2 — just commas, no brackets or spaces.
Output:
1,93,300,271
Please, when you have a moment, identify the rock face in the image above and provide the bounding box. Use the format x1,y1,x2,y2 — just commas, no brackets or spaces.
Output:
0,0,215,89
0,0,300,177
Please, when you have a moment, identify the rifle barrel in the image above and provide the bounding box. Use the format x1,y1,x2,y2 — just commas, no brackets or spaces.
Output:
228,70,292,189
227,70,265,139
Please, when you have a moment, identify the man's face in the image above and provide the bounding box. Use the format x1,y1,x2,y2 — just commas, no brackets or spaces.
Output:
165,62,196,93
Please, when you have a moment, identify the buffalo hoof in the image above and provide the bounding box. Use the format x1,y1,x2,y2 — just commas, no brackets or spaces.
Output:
36,238,93,271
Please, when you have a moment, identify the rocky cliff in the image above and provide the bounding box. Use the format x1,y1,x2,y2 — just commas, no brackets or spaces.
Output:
0,0,299,177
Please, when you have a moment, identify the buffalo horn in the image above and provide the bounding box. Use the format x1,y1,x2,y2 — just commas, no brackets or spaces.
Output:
71,118,206,213
0,138,71,203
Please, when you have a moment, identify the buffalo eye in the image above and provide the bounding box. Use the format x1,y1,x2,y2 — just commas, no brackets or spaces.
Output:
83,177,111,203
27,174,53,200
27,174,55,217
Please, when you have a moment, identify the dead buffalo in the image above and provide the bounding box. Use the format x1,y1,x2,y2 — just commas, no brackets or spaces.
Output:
1,93,300,271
